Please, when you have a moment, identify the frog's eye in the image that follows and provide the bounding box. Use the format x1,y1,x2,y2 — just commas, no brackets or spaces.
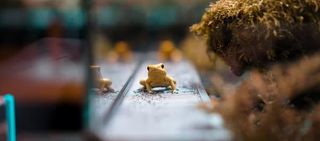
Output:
161,64,164,69
147,66,150,71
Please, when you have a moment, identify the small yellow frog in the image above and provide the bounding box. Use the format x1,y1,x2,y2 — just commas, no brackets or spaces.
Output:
140,63,176,93
158,40,182,62
91,65,112,91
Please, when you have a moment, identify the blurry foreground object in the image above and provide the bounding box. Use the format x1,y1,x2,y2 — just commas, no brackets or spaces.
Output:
0,38,85,103
209,52,320,141
90,66,112,92
191,0,320,76
158,40,182,62
193,0,320,140
0,94,16,141
107,41,133,63
0,38,85,132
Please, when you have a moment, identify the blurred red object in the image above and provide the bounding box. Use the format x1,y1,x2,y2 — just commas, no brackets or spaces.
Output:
0,38,86,104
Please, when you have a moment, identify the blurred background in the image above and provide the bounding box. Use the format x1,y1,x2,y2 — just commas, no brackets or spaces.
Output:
0,0,231,140
6,0,318,140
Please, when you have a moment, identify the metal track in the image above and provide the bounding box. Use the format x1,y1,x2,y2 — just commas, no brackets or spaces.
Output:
101,58,144,125
90,52,231,141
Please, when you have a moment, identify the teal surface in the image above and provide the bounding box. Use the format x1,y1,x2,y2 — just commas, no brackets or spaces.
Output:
4,94,16,141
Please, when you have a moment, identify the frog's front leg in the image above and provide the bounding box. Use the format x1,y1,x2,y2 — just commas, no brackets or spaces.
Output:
169,80,176,93
140,80,152,93
139,80,146,88
145,82,152,93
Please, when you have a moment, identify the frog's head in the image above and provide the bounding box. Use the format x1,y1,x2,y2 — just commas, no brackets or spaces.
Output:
147,63,167,77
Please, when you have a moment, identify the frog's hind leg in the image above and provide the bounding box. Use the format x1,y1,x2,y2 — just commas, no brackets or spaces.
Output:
169,80,176,91
168,76,176,85
139,80,150,92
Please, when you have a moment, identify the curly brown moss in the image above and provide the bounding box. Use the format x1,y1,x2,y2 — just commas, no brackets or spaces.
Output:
191,0,320,39
191,0,320,75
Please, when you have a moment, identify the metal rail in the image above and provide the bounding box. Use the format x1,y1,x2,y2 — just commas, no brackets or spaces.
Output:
101,58,145,125
91,53,230,141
